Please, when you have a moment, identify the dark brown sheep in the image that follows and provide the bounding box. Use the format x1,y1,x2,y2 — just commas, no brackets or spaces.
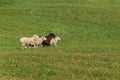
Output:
42,33,56,46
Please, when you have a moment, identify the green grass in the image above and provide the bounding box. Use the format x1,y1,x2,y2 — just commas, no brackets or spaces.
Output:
0,0,120,80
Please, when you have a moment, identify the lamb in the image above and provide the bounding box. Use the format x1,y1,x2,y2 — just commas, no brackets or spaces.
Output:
19,35,46,48
50,36,61,46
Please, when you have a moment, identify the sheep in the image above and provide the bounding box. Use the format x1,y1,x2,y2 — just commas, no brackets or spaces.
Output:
50,36,61,46
19,35,46,48
29,36,47,47
42,33,56,47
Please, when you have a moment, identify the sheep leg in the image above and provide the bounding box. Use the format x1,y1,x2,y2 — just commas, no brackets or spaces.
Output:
54,44,57,47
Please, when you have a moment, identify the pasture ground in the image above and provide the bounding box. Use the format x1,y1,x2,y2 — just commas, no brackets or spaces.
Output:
0,0,120,80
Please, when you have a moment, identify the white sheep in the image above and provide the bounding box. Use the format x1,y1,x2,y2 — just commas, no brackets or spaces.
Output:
32,36,47,47
19,35,46,49
50,36,61,46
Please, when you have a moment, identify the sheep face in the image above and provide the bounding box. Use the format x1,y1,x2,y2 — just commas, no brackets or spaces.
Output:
56,36,61,41
43,36,47,41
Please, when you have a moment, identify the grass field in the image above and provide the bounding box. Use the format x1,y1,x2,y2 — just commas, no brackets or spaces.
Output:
0,0,120,80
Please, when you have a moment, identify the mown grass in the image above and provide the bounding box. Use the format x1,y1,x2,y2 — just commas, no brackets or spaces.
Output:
0,0,120,80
